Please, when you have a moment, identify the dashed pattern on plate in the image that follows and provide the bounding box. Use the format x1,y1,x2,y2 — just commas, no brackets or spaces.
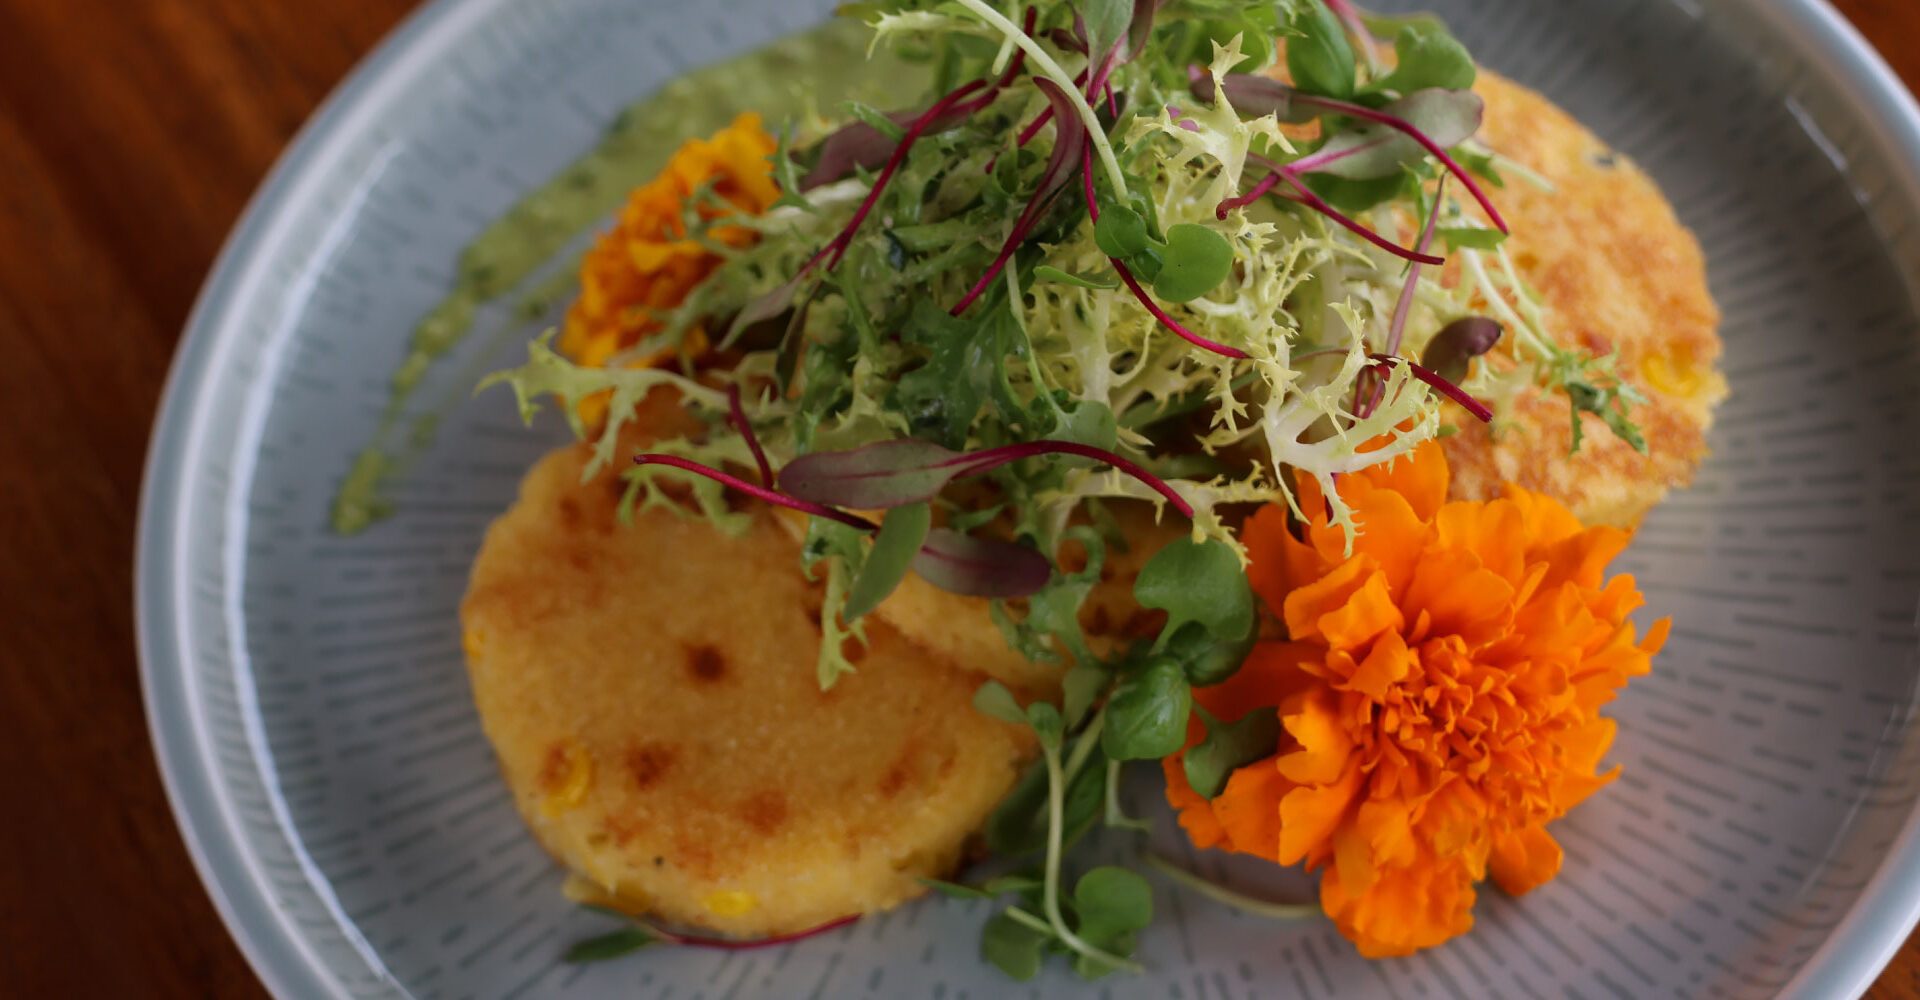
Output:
147,0,1920,996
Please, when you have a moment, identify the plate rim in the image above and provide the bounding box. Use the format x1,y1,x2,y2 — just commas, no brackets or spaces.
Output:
134,1,1920,997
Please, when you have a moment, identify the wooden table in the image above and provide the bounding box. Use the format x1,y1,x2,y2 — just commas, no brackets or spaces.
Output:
1,1,1914,996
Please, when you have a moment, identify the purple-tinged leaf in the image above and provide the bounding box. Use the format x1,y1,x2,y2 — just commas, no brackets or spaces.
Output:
1127,0,1163,59
633,454,877,530
1303,89,1482,180
952,77,1090,314
912,529,1052,598
1256,163,1445,265
800,112,921,191
1292,90,1507,232
778,439,962,509
721,270,806,348
1188,70,1317,124
803,78,989,273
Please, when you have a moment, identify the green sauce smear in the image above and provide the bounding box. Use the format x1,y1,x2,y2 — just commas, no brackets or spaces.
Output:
331,20,923,534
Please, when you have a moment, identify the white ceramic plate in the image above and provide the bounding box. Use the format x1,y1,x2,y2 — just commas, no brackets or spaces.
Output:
139,0,1920,996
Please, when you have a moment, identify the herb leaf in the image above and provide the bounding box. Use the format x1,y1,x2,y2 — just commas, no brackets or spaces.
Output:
1183,706,1281,799
1134,537,1255,647
973,679,1029,727
1093,202,1152,258
845,502,932,619
1151,223,1234,303
919,877,996,900
1371,23,1476,95
1285,0,1357,99
982,910,1050,981
1081,0,1133,70
1101,658,1192,760
1071,867,1153,979
1034,264,1119,290
564,926,659,963
1306,90,1483,180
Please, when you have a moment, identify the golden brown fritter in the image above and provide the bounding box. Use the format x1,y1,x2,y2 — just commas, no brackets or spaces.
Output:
1441,70,1726,526
461,394,1028,937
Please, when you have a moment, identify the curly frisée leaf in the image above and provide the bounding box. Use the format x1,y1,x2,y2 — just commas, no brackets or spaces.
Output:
477,332,727,480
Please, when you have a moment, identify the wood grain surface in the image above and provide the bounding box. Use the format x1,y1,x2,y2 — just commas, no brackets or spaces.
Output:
0,1,1913,997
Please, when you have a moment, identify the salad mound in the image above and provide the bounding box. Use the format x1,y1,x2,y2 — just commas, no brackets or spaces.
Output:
450,0,1712,977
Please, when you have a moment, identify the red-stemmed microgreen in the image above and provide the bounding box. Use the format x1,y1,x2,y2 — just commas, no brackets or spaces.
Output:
1241,159,1445,266
1191,70,1505,232
634,453,878,530
1368,353,1493,422
726,384,774,487
953,77,1090,314
1288,92,1506,233
634,450,1055,601
1079,146,1250,360
1357,175,1448,417
780,436,1194,518
802,77,989,273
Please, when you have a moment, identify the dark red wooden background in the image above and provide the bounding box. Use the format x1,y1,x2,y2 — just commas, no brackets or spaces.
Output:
1,1,1914,995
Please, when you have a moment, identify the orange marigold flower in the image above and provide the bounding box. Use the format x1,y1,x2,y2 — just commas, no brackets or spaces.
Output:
1163,439,1669,958
560,112,779,374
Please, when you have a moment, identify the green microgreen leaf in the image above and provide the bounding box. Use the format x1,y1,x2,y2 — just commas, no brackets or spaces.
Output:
982,910,1051,981
1101,658,1191,761
1183,706,1281,799
1160,620,1255,687
1062,661,1108,728
1070,867,1153,979
1134,537,1255,646
1028,701,1065,750
841,99,906,141
1437,225,1507,250
1150,223,1234,303
564,926,660,963
1286,0,1357,99
1369,23,1476,95
1034,264,1120,290
1093,202,1152,258
845,502,932,619
1082,0,1133,65
973,679,1029,727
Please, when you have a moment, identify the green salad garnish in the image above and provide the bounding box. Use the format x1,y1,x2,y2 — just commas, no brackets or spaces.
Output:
491,0,1647,978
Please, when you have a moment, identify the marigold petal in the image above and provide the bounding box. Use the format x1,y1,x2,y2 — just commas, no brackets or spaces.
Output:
1345,628,1412,702
1488,824,1563,896
1278,687,1356,786
1283,556,1375,644
1317,570,1405,650
1358,438,1450,521
1213,758,1290,861
1402,554,1514,648
1435,498,1528,587
1321,853,1477,958
1277,759,1364,865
